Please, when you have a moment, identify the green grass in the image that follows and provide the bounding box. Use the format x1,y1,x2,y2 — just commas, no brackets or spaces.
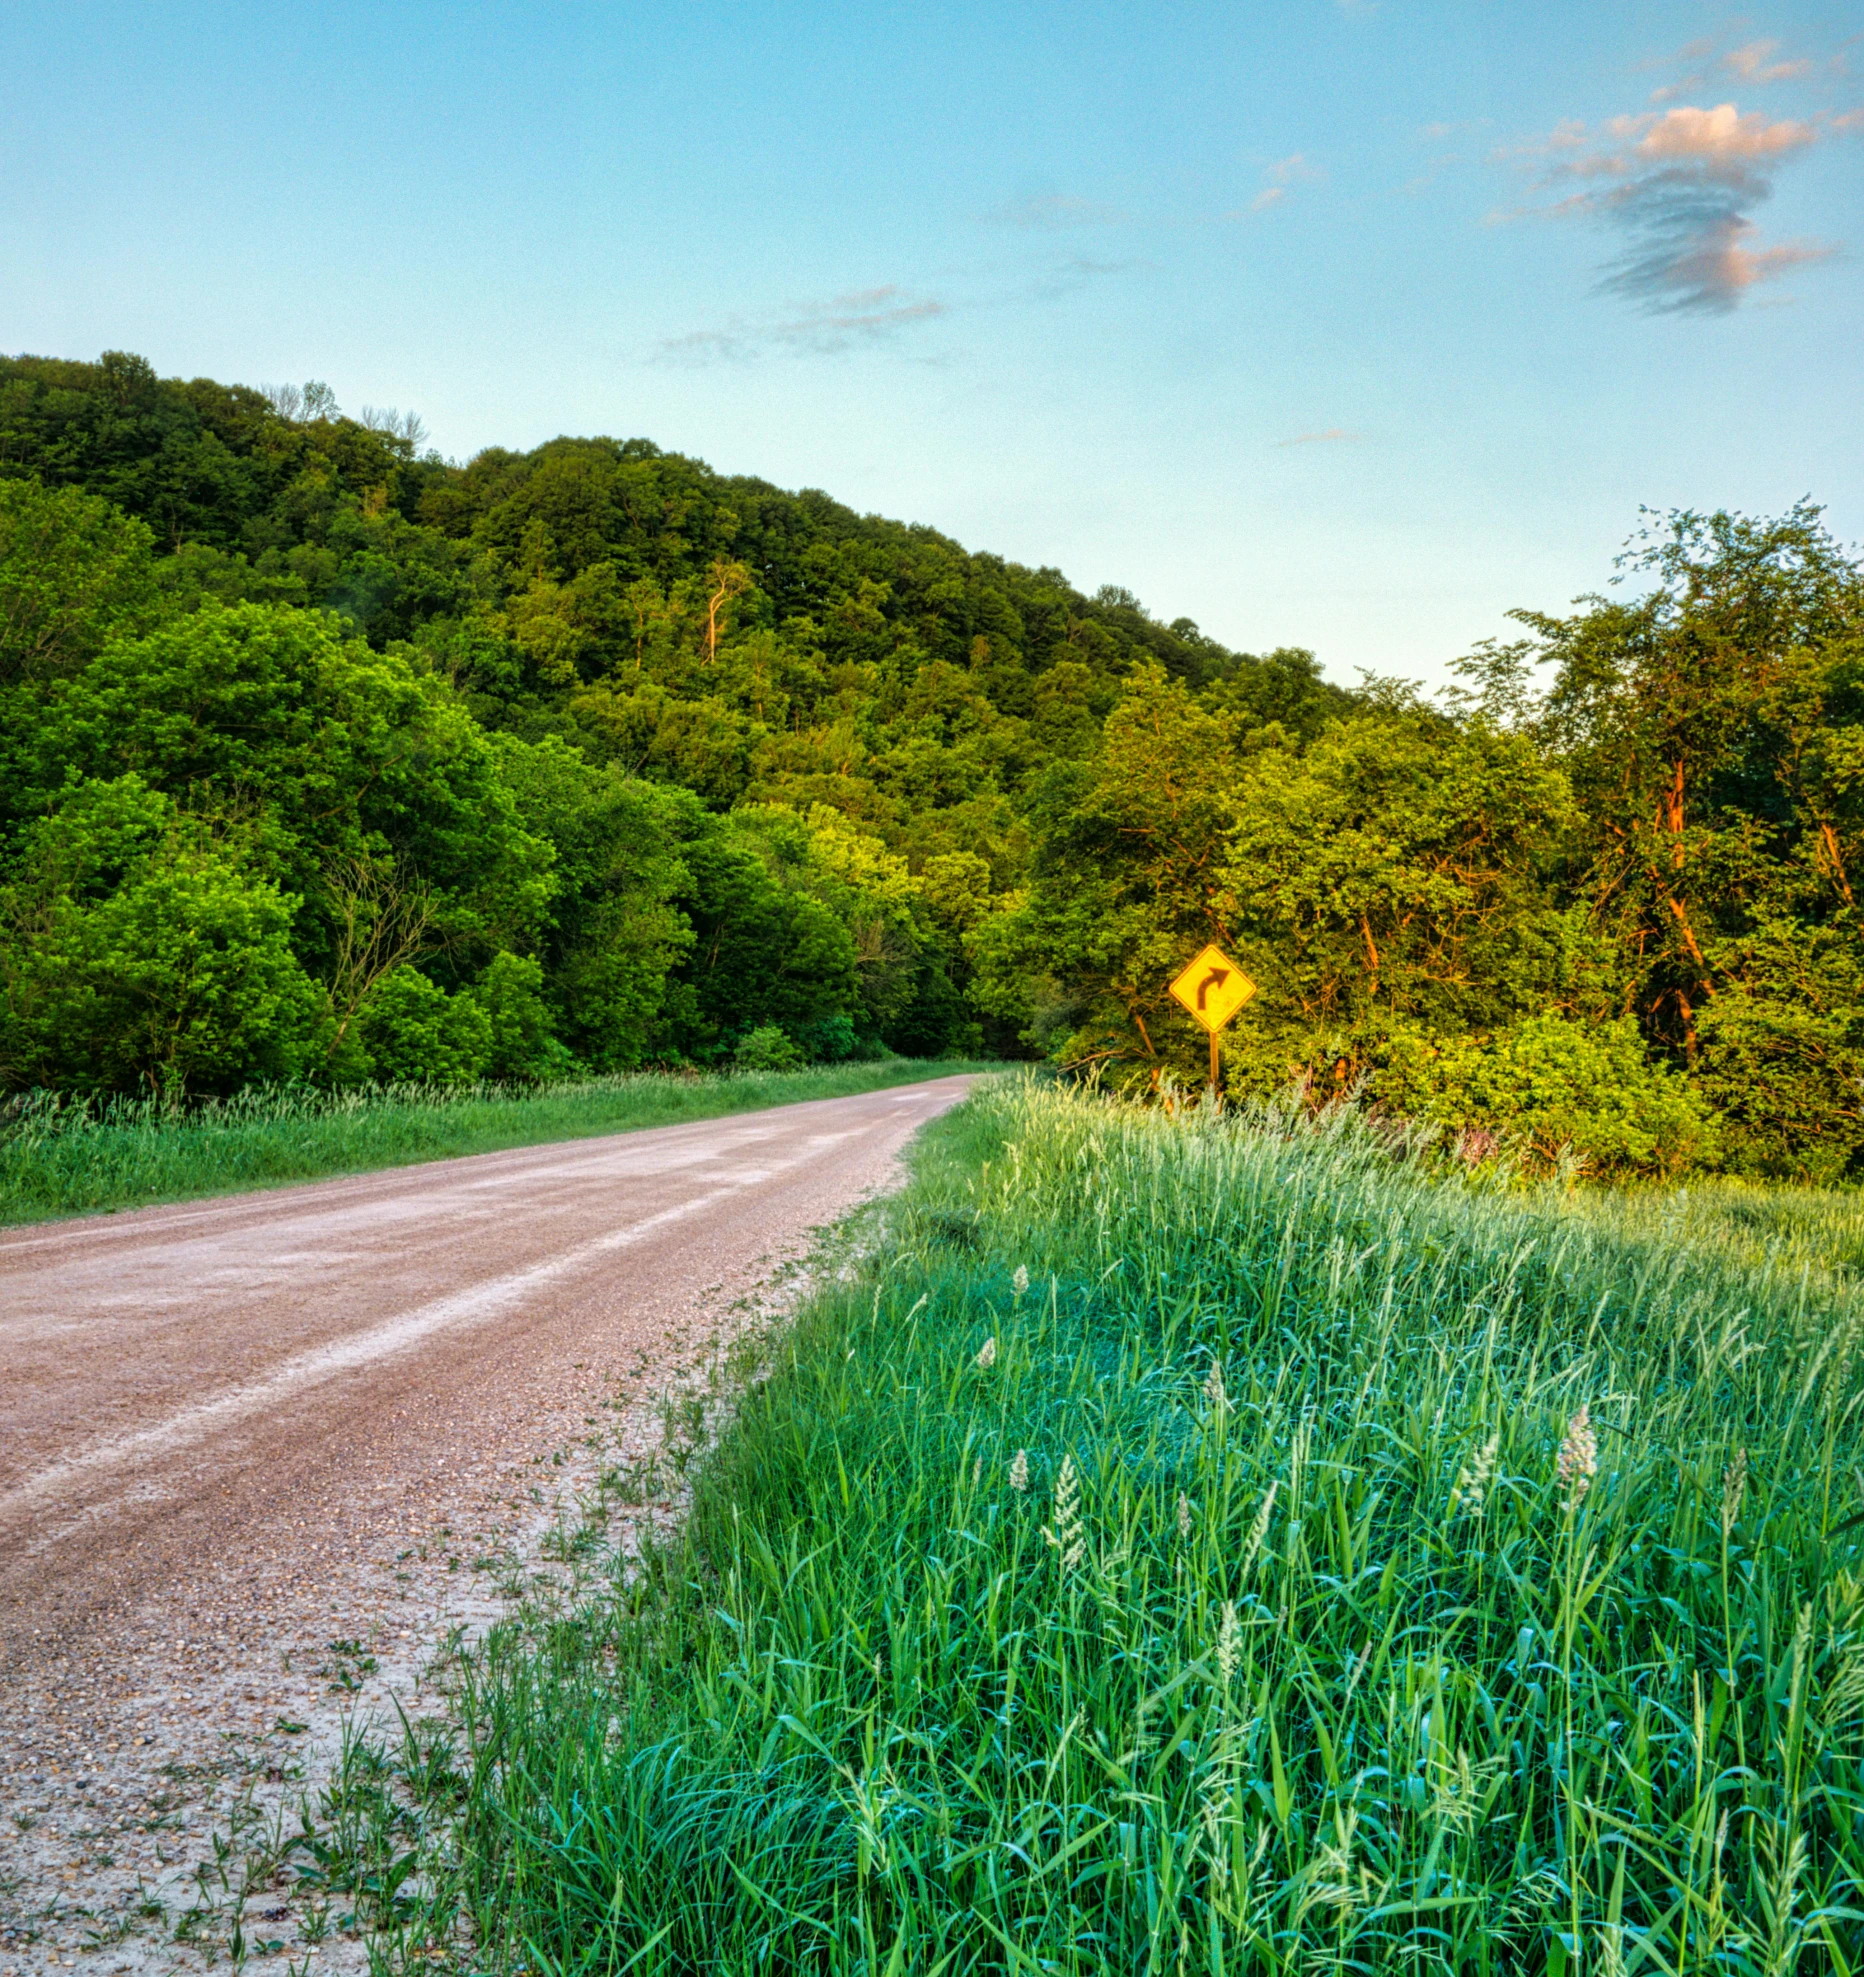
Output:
386,1075,1864,1976
0,1059,990,1225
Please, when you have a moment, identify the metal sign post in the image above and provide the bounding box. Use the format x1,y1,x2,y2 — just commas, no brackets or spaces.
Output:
1166,942,1257,1099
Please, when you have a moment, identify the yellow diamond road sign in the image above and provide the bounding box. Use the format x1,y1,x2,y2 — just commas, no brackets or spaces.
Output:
1169,944,1256,1032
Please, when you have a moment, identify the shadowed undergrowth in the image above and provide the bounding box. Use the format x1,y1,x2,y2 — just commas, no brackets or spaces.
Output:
0,1059,988,1224
362,1080,1864,1972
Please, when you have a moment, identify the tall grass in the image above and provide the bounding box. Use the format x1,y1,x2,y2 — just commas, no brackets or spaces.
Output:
0,1060,986,1225
438,1078,1864,1974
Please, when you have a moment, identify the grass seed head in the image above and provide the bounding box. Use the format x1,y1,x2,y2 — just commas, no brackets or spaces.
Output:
974,1335,997,1370
1176,1491,1192,1539
1557,1403,1598,1509
1011,1264,1030,1300
1452,1434,1500,1517
1822,1639,1864,1724
1722,1445,1747,1536
1301,1808,1365,1920
1427,1748,1500,1832
1216,1600,1240,1685
1203,1359,1229,1416
1239,1481,1278,1580
1044,1453,1086,1572
1009,1447,1029,1493
1197,1734,1241,1888
1766,1828,1810,1942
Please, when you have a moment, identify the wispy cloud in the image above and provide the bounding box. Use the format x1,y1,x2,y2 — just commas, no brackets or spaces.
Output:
1054,256,1138,281
1647,32,1835,103
1277,427,1360,446
1015,256,1146,304
1496,99,1855,312
1405,118,1490,194
651,252,1149,366
655,285,946,365
981,193,1129,231
1724,38,1814,84
1250,152,1320,213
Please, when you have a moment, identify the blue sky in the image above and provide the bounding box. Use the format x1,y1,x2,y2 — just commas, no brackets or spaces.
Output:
4,2,1860,683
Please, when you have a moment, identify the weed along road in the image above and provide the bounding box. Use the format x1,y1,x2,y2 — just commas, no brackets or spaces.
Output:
0,1074,972,1968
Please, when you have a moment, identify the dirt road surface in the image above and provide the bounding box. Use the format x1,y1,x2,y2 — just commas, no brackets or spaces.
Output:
0,1075,973,1973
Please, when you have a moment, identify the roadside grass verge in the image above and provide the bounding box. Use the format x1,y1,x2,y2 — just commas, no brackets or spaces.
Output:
310,1079,1864,1972
0,1059,991,1225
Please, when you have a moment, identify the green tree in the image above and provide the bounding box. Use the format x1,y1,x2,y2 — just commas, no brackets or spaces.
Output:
0,477,160,686
1014,667,1244,1080
0,778,322,1095
1214,709,1579,1094
659,808,861,1059
1518,504,1864,1174
490,735,691,1069
24,601,553,973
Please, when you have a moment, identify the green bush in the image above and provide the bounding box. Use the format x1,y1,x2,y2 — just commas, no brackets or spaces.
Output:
1694,960,1864,1182
793,1011,860,1062
355,965,492,1084
1376,1011,1719,1176
467,950,574,1082
732,1022,806,1072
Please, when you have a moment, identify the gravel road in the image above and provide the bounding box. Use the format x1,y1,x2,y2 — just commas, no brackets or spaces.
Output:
0,1074,973,1973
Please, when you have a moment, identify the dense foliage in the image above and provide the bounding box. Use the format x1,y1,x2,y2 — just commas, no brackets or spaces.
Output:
3,350,1861,1177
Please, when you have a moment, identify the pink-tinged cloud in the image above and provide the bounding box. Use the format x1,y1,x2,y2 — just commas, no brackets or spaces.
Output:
1600,218,1834,311
1623,103,1817,163
1498,98,1849,312
1515,104,1820,177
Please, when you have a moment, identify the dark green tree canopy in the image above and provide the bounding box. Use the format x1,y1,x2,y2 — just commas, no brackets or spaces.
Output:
2,350,1860,1179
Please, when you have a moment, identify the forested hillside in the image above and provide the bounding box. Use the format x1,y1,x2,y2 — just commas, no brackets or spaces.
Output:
4,350,1862,1180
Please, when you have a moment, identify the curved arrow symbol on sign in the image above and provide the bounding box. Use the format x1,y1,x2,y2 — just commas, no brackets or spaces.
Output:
1195,966,1230,1011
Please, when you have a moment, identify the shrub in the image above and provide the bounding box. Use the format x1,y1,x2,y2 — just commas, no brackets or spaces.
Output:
1376,1011,1719,1176
467,951,575,1082
1694,964,1864,1182
732,1023,805,1071
791,1012,859,1063
356,965,492,1084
